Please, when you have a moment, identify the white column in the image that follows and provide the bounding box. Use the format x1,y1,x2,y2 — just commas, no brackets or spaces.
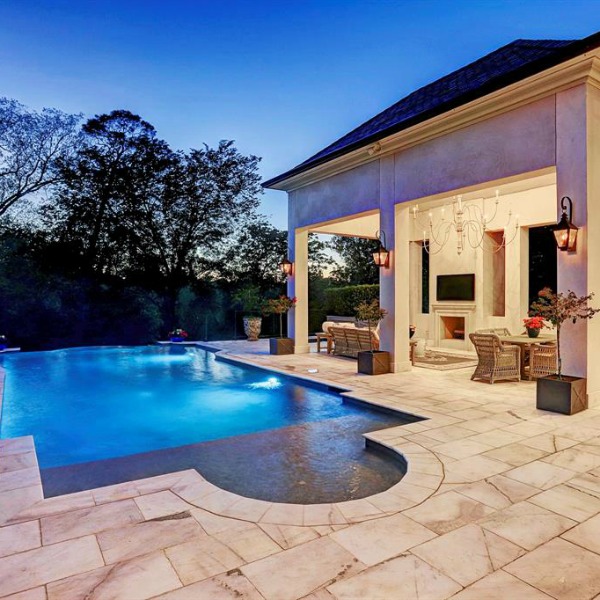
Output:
287,227,310,353
379,155,410,371
556,82,600,404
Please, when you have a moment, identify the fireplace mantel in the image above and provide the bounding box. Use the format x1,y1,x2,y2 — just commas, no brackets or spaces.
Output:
432,303,476,349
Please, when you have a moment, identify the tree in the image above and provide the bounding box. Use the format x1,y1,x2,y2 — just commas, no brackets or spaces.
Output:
207,215,286,291
52,110,174,275
529,287,599,377
0,98,80,217
330,236,380,285
127,140,262,317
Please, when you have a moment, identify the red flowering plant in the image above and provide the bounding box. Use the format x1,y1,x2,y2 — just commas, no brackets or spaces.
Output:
263,295,297,338
529,287,599,378
168,328,188,340
523,316,546,331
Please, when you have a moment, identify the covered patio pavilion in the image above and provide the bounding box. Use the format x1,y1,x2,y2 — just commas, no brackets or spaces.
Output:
265,32,600,404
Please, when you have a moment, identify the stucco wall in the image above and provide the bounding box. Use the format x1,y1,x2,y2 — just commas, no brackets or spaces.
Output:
288,161,380,231
393,96,556,204
288,96,556,234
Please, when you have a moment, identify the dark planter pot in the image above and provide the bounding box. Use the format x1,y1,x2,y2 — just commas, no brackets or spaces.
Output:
170,337,185,342
536,374,587,415
358,350,391,375
527,328,540,338
270,337,294,355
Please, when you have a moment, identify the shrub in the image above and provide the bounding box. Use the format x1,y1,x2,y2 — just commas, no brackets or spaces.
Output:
324,284,379,316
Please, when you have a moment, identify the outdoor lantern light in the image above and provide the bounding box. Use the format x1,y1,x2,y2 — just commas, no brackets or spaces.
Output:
279,258,294,277
372,230,390,268
552,196,578,252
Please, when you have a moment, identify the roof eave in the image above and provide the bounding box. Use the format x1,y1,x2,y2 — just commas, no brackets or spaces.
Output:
263,30,600,190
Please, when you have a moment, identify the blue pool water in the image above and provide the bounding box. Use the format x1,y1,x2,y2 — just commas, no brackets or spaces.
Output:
0,346,412,501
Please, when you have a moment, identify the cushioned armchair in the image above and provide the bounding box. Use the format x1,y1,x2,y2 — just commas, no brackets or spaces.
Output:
469,333,521,384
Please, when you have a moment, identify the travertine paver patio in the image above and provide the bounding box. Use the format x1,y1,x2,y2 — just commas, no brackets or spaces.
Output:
3,340,600,598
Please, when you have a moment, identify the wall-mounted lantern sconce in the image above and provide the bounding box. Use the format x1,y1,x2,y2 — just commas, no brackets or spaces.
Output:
279,258,294,277
372,230,390,268
552,196,578,252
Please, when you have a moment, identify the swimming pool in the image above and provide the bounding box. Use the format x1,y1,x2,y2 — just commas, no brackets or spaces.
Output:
0,346,413,501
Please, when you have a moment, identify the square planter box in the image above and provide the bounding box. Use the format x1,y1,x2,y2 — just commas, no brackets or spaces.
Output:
536,374,588,415
358,351,391,375
270,337,294,355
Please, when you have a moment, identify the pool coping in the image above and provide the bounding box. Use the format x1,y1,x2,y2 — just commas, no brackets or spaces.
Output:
0,345,446,527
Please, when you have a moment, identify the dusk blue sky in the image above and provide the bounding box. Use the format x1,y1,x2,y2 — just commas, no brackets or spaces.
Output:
0,1,597,228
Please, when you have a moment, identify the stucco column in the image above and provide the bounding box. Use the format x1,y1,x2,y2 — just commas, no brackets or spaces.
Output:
379,155,410,371
287,227,310,353
556,82,600,405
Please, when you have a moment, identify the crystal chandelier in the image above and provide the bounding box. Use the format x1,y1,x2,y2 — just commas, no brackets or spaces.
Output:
412,190,519,255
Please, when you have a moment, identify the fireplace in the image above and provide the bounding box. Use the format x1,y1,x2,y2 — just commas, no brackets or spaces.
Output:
441,316,465,340
432,302,476,350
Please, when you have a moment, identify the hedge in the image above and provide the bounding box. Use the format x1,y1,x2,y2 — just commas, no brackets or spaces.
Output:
323,284,380,317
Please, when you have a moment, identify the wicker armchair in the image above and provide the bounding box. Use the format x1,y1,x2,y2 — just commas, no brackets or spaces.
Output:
469,333,521,384
529,342,558,379
475,328,512,337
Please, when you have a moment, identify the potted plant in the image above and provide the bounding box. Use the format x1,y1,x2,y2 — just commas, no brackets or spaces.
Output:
233,285,264,341
263,295,297,355
169,328,188,342
355,299,390,375
523,316,546,338
529,287,599,415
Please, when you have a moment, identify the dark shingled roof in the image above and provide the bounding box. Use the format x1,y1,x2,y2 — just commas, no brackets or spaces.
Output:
264,31,600,188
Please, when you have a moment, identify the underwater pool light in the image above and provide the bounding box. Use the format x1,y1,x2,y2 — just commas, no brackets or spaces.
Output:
249,377,282,390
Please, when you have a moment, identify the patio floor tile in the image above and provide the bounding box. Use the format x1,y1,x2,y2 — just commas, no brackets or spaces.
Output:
134,490,191,520
504,460,576,490
562,512,600,554
214,522,281,562
411,523,524,586
433,439,493,459
46,551,182,600
479,500,576,550
505,538,600,599
41,498,144,545
0,535,104,597
403,490,494,534
450,569,553,599
483,442,549,466
165,537,244,585
1,587,47,600
541,446,600,473
442,455,511,484
242,536,364,600
97,512,204,564
455,474,538,509
330,512,437,566
326,554,462,600
529,484,600,522
259,522,321,550
520,433,579,453
152,570,264,599
0,520,40,558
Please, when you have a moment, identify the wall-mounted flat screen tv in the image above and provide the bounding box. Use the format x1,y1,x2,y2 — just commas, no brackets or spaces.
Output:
437,274,475,302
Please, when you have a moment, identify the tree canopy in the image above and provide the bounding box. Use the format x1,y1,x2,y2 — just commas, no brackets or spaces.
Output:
0,97,81,217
